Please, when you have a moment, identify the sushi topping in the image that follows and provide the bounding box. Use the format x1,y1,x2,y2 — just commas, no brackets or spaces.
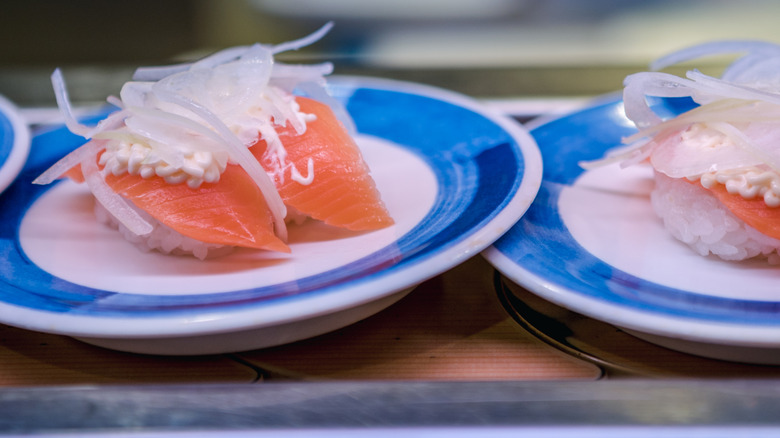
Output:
583,41,780,208
36,22,345,241
698,166,780,207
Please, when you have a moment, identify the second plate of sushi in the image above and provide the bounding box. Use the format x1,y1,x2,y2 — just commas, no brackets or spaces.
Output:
485,41,780,364
0,94,30,194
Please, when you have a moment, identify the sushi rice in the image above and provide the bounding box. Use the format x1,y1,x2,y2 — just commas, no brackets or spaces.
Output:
651,172,780,263
94,202,233,260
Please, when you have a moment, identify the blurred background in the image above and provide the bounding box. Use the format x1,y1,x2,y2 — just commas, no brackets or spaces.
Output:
1,0,780,107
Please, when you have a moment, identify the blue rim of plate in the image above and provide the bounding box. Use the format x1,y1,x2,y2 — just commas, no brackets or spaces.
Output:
0,95,31,195
0,76,542,338
484,95,780,348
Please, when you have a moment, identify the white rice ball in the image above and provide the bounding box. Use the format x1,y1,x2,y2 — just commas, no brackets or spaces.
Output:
651,172,780,263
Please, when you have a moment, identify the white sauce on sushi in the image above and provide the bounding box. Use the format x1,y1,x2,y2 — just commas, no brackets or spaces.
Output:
677,123,780,207
99,140,226,189
698,167,780,207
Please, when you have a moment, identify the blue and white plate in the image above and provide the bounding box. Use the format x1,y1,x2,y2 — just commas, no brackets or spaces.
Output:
0,77,541,355
0,95,30,194
483,96,780,364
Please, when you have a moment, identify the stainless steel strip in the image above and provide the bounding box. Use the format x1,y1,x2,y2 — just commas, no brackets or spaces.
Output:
1,380,780,433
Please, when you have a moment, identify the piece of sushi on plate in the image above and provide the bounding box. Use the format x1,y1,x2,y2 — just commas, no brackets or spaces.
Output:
584,41,780,263
34,23,393,260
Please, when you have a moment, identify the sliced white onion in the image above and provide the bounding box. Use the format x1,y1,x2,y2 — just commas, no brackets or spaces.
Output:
51,69,92,137
685,70,780,105
83,108,131,139
722,55,780,85
650,40,780,71
33,139,100,184
296,81,356,134
650,125,764,178
151,82,288,241
132,64,191,82
37,105,130,182
622,99,776,144
592,39,780,182
623,70,780,129
130,21,333,82
622,72,696,128
708,121,780,174
106,95,124,108
271,21,333,54
228,44,274,113
579,136,655,170
124,106,227,151
191,45,251,71
265,86,306,134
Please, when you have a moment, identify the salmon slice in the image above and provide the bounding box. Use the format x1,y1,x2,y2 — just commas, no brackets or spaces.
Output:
103,163,290,253
251,97,394,231
64,164,85,183
698,180,780,240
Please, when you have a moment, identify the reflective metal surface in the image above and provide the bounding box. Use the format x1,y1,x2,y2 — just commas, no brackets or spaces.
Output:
495,272,780,378
2,379,780,434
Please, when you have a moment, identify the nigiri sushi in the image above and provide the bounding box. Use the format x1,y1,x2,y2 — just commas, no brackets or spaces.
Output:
587,41,780,262
35,23,393,260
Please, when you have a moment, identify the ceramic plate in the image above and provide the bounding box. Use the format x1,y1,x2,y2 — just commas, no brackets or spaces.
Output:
483,96,780,364
0,77,541,355
0,95,30,194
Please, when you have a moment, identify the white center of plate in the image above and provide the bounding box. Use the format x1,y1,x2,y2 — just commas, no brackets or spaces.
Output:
559,163,780,301
19,135,436,295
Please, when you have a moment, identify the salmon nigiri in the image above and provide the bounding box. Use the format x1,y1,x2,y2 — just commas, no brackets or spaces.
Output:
584,40,780,262
34,23,393,260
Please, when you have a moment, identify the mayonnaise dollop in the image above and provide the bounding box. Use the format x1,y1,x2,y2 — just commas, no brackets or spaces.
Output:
697,167,780,207
99,140,225,188
681,123,780,207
